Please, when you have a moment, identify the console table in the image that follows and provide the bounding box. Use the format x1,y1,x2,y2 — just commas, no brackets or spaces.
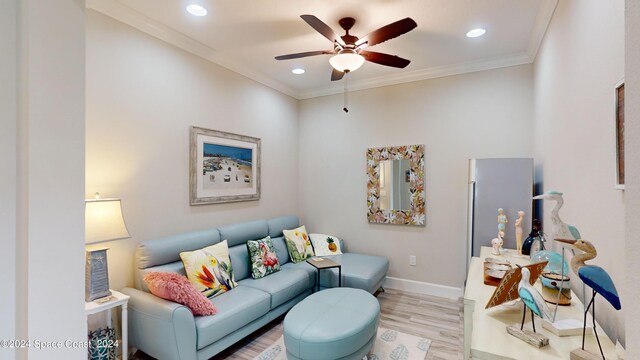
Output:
464,247,617,359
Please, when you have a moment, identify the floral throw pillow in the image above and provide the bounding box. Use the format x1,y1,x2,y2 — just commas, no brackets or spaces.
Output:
180,240,238,298
283,225,314,263
143,272,217,316
247,236,281,279
309,233,343,256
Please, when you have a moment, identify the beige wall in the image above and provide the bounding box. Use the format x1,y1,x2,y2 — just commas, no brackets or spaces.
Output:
298,65,534,289
0,1,18,356
8,1,87,358
625,0,640,356
533,0,625,344
85,11,300,290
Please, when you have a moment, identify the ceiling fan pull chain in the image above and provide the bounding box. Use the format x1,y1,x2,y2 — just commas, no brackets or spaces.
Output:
343,73,349,113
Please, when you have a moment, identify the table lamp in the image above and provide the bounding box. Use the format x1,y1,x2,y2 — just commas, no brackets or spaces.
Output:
85,193,130,301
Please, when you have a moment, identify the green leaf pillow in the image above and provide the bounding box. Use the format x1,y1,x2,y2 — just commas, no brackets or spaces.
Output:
283,225,315,263
247,236,281,279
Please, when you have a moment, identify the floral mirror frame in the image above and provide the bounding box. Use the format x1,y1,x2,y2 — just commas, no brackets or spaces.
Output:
366,144,426,226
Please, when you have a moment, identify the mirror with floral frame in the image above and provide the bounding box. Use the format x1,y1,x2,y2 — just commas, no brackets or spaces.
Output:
366,144,425,225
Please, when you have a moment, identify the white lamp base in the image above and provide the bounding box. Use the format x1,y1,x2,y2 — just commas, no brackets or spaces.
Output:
542,318,592,337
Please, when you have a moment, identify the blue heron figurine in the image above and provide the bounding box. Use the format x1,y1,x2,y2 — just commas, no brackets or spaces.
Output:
533,191,581,241
517,266,553,332
556,239,621,359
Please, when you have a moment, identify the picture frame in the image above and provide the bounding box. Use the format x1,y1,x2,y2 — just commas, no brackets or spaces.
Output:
190,126,261,205
614,80,625,190
366,144,426,226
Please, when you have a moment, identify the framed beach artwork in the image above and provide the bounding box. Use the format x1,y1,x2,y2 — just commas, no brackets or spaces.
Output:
190,127,260,205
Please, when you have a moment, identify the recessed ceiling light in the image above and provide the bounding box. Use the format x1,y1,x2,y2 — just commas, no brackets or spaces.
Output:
291,68,305,75
186,4,208,17
466,28,486,38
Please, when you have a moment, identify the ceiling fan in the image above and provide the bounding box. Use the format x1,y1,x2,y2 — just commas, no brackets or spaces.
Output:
275,15,417,81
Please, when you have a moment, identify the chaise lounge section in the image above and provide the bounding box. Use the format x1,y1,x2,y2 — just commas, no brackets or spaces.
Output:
121,215,388,360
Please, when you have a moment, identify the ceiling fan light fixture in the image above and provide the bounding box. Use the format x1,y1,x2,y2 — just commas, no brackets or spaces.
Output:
186,4,208,17
466,28,486,38
291,68,305,75
329,51,365,73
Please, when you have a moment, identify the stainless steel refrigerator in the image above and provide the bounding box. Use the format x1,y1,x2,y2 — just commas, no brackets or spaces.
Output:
466,158,533,261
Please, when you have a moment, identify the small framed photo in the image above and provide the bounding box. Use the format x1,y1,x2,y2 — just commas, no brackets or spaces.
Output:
615,80,625,189
190,127,261,205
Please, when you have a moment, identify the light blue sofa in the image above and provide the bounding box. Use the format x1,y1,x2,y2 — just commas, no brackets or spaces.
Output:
120,215,389,360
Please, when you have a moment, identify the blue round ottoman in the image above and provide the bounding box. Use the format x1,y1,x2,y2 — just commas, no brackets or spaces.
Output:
284,288,380,360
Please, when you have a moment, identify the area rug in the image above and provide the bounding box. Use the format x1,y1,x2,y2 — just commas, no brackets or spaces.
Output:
254,327,431,360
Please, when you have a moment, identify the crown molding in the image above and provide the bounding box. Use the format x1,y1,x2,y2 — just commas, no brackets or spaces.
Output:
86,0,300,99
87,0,557,100
297,52,533,99
526,0,559,61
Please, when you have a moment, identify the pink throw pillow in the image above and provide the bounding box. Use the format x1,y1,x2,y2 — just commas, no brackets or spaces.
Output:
143,272,217,316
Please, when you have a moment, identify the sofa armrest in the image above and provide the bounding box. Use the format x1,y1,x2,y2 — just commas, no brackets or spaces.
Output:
121,287,197,360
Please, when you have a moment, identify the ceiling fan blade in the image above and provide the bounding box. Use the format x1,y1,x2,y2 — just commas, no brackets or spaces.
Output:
275,50,334,60
361,51,411,68
355,17,417,48
301,15,344,45
331,68,345,81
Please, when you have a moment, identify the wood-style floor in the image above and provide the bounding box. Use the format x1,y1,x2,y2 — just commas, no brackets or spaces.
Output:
134,288,464,360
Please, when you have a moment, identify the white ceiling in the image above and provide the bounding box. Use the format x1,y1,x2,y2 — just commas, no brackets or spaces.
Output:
87,0,558,99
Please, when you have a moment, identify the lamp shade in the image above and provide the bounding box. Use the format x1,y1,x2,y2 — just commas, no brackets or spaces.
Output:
329,52,365,72
85,198,130,244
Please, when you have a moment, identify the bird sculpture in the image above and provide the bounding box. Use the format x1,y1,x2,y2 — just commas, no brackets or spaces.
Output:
556,239,621,359
517,266,553,332
533,191,581,241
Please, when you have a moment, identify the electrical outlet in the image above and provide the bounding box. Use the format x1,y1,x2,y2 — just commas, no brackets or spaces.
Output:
409,255,416,266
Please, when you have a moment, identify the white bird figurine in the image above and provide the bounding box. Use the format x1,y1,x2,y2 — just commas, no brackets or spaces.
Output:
533,191,581,241
518,266,552,331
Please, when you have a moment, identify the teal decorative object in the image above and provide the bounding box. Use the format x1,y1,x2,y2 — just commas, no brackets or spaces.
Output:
532,250,569,275
88,328,116,360
557,239,622,359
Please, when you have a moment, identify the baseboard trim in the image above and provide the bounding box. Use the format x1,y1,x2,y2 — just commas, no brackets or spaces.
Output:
383,276,463,300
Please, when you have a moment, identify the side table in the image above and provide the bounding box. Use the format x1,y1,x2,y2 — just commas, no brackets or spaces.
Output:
306,257,341,292
85,289,129,360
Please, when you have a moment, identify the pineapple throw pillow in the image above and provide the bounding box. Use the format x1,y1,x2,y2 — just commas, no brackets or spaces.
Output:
283,225,314,263
309,233,343,256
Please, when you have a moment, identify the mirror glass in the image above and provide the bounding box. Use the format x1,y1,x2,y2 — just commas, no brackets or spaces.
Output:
378,159,412,211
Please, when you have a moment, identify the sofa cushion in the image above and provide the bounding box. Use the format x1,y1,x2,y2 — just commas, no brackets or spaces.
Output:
325,254,388,293
283,225,314,263
218,220,269,247
267,215,300,238
194,286,270,350
238,268,313,309
247,236,281,279
180,240,238,298
282,253,388,294
136,228,221,269
228,244,251,281
309,233,343,256
143,272,217,316
270,236,291,266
